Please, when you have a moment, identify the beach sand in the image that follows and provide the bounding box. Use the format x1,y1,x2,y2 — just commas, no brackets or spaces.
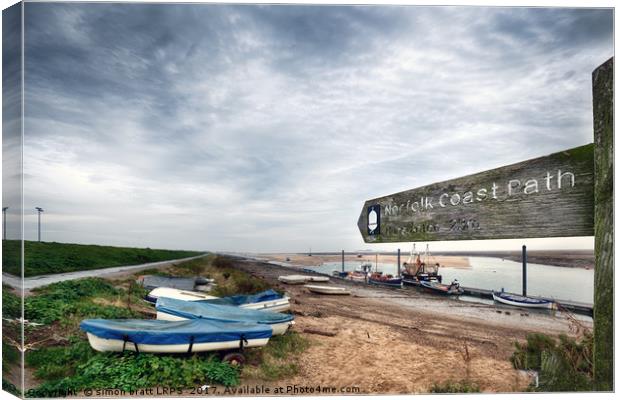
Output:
259,253,471,269
231,258,587,394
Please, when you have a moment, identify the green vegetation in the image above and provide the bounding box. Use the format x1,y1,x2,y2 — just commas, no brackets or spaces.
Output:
2,284,21,319
242,332,310,381
25,278,144,326
511,332,593,391
26,353,239,397
23,257,304,396
3,378,20,397
2,240,202,276
429,380,480,393
164,255,271,297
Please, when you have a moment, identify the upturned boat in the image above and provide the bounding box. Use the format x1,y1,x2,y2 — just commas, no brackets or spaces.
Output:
419,280,463,295
80,318,272,353
155,297,294,335
304,284,351,295
492,291,555,309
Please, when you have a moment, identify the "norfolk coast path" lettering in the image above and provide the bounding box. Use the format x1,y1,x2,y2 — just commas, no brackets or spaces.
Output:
357,144,594,242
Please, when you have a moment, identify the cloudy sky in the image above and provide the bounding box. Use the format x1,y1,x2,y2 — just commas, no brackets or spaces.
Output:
14,3,613,252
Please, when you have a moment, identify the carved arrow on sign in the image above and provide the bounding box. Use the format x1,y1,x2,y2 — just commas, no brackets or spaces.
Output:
357,144,594,243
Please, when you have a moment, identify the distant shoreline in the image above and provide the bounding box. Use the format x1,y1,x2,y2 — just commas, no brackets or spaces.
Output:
253,250,594,270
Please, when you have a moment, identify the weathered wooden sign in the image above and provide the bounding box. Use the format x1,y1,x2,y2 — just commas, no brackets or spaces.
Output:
357,144,594,242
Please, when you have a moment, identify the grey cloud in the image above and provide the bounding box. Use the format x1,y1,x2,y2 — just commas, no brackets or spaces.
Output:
14,4,613,251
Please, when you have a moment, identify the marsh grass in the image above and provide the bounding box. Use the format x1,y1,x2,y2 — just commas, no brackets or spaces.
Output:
511,332,593,391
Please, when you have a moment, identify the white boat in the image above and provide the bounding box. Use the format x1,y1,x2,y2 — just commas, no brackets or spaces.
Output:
492,291,556,309
145,287,217,304
304,285,351,295
81,319,271,353
146,288,290,312
278,275,308,284
307,276,330,282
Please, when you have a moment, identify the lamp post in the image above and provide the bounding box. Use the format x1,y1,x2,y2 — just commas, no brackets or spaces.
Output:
35,207,44,242
2,207,7,240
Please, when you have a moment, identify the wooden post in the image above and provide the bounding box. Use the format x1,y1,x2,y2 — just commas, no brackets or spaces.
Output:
522,245,527,297
397,248,401,277
592,57,613,391
341,250,344,273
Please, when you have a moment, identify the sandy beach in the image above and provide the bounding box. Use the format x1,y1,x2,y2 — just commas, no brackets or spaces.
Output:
229,257,590,393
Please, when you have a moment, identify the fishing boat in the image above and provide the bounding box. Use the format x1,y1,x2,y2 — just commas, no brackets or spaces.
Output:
156,297,294,335
201,289,290,312
402,244,442,287
419,280,463,295
145,287,217,304
304,285,351,295
492,291,555,309
278,275,308,284
80,318,272,353
368,272,402,287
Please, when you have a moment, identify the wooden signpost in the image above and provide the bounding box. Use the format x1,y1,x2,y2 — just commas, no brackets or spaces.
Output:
357,144,594,243
357,57,613,391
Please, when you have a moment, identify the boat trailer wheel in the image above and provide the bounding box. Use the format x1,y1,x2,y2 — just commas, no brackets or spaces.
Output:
222,352,246,367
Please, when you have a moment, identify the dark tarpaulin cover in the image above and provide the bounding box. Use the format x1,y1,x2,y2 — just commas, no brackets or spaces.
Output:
139,275,196,291
200,289,283,306
156,297,294,325
80,318,272,344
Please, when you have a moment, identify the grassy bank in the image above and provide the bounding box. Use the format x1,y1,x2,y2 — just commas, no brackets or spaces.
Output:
19,256,304,397
2,240,203,277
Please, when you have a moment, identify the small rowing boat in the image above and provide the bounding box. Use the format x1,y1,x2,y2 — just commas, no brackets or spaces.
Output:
419,280,463,295
492,291,555,309
307,276,330,282
80,318,272,353
156,297,294,335
201,289,290,313
304,285,351,295
278,275,308,284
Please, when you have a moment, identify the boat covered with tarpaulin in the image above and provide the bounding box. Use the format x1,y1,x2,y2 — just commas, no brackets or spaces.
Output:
156,297,294,335
201,289,290,312
80,318,272,353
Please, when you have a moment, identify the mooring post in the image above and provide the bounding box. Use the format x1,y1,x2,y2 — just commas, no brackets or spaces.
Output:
341,249,345,273
592,57,613,391
397,248,401,277
522,245,527,297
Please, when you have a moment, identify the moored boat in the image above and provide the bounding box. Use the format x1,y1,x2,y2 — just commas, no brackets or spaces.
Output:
401,244,442,287
492,291,555,309
304,285,351,295
156,297,294,335
368,273,402,288
347,271,367,282
419,280,463,295
80,318,272,353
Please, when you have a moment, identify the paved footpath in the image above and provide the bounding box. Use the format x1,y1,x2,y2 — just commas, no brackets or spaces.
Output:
2,254,207,291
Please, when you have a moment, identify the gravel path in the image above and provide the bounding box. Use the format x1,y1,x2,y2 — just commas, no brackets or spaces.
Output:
2,254,207,292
